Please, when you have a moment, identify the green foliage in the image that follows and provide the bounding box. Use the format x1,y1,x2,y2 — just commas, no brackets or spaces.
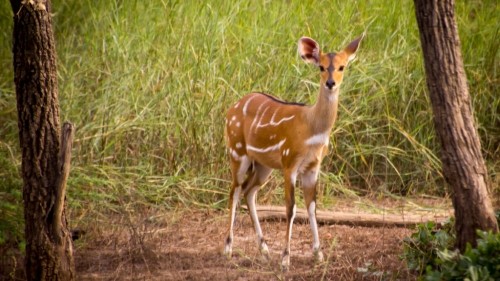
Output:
424,231,500,281
403,214,500,280
403,220,455,274
0,0,498,213
0,147,24,249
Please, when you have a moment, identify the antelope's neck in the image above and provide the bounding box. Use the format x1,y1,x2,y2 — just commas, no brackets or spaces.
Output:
307,87,339,134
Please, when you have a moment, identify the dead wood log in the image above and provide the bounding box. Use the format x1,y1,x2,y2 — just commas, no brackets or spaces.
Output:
246,205,451,228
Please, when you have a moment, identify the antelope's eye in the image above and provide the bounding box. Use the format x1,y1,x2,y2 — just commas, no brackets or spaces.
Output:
319,66,325,72
338,66,345,71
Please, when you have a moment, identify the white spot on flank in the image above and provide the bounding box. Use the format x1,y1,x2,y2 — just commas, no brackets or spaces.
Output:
305,132,330,146
270,134,276,140
236,122,241,127
230,149,242,161
235,142,243,149
247,139,286,154
229,116,236,126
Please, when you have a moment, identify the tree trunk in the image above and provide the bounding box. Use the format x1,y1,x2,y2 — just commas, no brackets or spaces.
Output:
10,0,75,280
413,0,498,251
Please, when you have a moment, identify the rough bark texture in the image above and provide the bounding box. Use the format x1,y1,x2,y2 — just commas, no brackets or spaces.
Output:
414,0,498,251
11,0,75,280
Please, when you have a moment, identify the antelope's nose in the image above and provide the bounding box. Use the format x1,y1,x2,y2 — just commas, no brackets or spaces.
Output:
326,79,336,89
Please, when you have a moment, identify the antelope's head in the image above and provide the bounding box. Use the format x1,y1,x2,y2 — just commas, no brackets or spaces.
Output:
298,35,363,92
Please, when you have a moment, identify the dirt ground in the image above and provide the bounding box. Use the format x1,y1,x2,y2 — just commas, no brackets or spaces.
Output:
73,208,420,281
1,196,454,281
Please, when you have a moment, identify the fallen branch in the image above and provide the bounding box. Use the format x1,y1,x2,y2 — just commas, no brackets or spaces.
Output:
246,205,451,228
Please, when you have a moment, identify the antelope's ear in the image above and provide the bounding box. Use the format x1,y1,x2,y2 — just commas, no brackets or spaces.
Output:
298,37,320,65
343,34,364,62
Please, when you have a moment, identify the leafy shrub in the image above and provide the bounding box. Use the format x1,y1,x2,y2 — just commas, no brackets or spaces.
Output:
402,220,455,274
0,149,24,250
403,213,500,280
424,231,500,281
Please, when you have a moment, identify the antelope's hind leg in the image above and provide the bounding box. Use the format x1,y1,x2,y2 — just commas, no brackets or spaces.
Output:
224,156,251,257
243,163,273,258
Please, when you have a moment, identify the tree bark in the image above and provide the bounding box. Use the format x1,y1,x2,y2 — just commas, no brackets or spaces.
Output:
10,0,75,280
413,0,498,251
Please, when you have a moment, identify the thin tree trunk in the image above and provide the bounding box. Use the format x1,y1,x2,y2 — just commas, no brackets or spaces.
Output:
10,0,75,279
413,0,498,251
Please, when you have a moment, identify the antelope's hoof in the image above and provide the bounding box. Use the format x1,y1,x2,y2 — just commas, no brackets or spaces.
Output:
223,244,232,259
281,254,290,272
260,241,269,255
314,250,324,263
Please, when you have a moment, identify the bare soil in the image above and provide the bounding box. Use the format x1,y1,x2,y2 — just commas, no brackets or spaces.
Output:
74,209,419,281
1,196,453,280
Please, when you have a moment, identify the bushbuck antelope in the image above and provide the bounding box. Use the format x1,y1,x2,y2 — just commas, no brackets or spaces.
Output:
223,35,363,271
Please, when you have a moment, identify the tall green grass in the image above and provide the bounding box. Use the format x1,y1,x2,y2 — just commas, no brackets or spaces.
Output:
0,0,498,219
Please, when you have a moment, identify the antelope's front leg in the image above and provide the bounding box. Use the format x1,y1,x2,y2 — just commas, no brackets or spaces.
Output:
301,168,324,262
281,169,297,271
224,157,251,257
